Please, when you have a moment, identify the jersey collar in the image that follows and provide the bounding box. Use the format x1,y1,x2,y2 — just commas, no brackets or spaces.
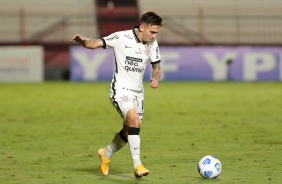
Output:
132,26,142,43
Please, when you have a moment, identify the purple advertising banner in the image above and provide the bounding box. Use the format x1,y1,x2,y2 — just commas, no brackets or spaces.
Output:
70,46,282,81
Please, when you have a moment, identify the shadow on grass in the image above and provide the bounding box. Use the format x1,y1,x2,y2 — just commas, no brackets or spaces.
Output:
193,176,223,183
72,167,152,183
72,166,99,174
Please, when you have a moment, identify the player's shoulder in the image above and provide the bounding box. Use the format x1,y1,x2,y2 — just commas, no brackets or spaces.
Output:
121,29,135,41
104,31,122,41
106,29,134,40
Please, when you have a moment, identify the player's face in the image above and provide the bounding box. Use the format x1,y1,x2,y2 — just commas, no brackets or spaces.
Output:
141,24,160,43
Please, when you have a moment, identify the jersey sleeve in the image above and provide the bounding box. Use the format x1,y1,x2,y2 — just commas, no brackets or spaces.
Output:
101,31,122,49
150,40,161,63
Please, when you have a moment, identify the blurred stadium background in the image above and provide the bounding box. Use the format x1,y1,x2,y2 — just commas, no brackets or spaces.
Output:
1,2,282,183
1,0,282,82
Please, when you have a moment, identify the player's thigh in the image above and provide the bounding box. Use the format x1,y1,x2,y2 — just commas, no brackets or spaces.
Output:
132,94,144,122
110,100,131,122
110,92,135,122
110,92,144,123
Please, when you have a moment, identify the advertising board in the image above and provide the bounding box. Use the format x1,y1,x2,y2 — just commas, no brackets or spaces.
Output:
70,46,282,81
0,46,44,82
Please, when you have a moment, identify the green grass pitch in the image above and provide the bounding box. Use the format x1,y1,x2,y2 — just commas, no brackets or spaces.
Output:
0,81,282,184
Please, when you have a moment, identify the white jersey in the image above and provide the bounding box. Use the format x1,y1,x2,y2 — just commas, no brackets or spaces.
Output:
102,27,161,93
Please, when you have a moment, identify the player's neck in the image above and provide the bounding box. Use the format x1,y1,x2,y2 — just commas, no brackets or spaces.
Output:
135,29,144,43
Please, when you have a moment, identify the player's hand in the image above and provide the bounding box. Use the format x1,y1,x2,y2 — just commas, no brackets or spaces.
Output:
150,78,159,89
70,34,85,43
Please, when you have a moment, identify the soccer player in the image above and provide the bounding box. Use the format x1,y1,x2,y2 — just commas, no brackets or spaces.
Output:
71,11,163,179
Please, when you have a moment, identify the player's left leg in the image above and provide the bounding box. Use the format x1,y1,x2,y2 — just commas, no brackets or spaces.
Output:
125,94,149,178
126,110,150,178
126,109,142,168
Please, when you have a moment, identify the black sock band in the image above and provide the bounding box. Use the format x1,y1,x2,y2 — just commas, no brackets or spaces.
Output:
119,129,128,142
128,127,140,135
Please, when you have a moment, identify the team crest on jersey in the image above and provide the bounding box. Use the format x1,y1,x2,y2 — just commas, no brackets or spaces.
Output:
144,45,152,56
121,95,130,102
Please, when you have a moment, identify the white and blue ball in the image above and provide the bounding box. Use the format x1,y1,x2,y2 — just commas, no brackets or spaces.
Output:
198,155,222,179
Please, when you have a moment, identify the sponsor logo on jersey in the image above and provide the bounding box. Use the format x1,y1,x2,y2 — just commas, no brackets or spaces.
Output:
124,34,133,39
126,56,142,63
124,56,144,73
106,35,119,41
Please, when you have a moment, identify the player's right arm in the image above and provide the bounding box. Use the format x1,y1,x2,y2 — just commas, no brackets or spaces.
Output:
70,34,103,49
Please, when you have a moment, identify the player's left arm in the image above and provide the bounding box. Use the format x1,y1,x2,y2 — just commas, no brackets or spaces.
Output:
150,62,161,89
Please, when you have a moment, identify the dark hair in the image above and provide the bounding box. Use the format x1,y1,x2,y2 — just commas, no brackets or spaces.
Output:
140,11,163,27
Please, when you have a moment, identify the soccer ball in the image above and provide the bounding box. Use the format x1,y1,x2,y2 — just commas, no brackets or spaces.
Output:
197,155,222,179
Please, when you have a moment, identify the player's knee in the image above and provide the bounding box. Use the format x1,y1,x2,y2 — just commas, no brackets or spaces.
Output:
127,118,140,128
126,109,140,127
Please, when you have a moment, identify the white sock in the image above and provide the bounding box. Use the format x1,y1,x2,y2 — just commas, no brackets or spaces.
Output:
104,130,127,158
128,134,142,169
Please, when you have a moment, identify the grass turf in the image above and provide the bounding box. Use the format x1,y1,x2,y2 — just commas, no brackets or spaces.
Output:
0,81,282,184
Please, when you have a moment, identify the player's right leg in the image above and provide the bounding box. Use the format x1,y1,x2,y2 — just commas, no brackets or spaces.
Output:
97,148,111,175
97,94,129,176
97,129,128,175
104,129,128,158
